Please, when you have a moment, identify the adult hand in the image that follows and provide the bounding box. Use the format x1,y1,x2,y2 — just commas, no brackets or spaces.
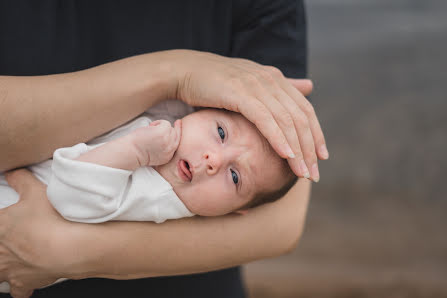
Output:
0,169,64,298
169,50,328,182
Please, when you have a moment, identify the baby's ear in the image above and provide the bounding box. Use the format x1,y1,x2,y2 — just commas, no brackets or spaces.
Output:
234,209,249,215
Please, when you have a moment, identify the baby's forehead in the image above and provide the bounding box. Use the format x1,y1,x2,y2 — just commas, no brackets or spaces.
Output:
231,113,273,153
210,110,290,195
227,113,286,181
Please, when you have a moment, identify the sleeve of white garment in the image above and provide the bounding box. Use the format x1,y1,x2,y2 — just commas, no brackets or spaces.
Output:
47,143,194,223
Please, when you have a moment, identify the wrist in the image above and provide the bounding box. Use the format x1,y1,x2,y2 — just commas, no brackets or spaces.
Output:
155,49,205,102
49,225,100,280
143,50,185,101
119,133,147,169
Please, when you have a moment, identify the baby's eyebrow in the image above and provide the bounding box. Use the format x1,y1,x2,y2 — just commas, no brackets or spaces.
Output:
225,115,258,197
235,154,256,197
227,118,240,140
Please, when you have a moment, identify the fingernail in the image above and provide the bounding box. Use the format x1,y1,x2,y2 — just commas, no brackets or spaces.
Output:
311,163,320,182
283,145,295,159
319,144,329,160
300,160,310,179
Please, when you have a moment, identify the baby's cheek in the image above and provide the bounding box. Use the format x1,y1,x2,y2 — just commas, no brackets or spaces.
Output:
191,186,224,215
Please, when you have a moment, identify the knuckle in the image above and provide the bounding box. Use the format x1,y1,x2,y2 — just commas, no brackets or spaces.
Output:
302,101,315,115
278,112,294,128
166,144,175,153
264,65,283,78
250,100,269,118
313,132,326,146
303,144,317,161
295,152,304,160
305,155,317,166
293,112,309,128
159,120,170,128
227,76,245,91
9,278,24,290
161,134,171,145
258,69,276,84
242,73,259,87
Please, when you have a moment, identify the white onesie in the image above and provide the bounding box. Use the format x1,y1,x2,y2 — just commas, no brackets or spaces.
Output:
0,100,195,292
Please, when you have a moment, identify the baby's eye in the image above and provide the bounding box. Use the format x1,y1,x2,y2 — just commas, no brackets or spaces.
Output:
217,126,225,141
231,169,239,185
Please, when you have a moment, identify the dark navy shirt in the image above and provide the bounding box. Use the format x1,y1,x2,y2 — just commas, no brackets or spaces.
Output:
0,1,307,297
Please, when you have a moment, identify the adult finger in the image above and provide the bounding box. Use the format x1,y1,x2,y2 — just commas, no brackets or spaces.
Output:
172,119,182,150
258,69,321,181
237,96,294,160
287,78,314,96
282,77,329,161
249,73,312,178
237,63,322,173
4,168,42,198
10,286,33,298
247,82,305,177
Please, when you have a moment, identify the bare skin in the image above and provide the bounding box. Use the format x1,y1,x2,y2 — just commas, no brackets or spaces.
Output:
0,50,327,180
0,50,319,297
1,169,311,298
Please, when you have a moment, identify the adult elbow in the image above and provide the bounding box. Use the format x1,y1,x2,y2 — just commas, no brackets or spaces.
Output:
282,222,306,254
265,216,307,258
275,201,310,255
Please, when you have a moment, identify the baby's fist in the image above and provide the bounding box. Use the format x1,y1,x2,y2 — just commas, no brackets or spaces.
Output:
131,119,182,167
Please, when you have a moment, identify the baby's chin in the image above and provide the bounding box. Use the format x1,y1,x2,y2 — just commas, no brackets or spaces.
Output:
153,160,175,186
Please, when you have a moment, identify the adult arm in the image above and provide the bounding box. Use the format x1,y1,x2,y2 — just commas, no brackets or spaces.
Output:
1,169,310,297
0,51,173,172
0,50,325,180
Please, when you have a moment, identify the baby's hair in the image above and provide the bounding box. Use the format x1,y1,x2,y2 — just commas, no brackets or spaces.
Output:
243,158,298,210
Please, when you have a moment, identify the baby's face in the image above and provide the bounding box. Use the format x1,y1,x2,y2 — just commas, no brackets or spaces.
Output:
155,109,285,216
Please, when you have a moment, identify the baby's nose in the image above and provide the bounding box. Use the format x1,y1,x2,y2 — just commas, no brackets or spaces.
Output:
203,151,223,175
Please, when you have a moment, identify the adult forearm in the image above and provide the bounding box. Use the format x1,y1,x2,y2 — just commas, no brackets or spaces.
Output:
1,49,324,181
59,179,311,280
0,51,176,172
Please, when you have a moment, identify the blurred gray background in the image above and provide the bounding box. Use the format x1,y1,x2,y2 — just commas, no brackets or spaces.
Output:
244,0,447,297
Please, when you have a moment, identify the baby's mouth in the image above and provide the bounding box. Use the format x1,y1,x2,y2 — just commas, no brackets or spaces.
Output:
178,159,192,182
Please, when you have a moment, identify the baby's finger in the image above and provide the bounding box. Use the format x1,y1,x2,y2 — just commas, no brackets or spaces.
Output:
153,120,174,137
4,168,42,197
149,120,162,127
172,119,182,149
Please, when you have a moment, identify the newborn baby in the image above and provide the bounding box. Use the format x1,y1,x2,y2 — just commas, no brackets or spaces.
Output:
0,105,298,292
0,108,297,223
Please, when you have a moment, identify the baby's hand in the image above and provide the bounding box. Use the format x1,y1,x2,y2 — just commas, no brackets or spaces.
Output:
130,119,182,167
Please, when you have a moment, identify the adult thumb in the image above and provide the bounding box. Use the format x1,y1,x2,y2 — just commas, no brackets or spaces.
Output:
287,78,314,96
4,168,42,197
